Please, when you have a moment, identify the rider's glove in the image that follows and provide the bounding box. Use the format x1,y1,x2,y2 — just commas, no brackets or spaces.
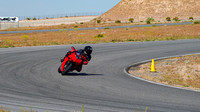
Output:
67,51,71,55
82,61,88,65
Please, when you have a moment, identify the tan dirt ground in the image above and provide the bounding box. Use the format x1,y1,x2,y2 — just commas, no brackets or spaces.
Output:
129,54,200,90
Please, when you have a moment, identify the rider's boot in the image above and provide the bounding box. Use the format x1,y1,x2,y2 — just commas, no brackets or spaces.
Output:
76,66,82,72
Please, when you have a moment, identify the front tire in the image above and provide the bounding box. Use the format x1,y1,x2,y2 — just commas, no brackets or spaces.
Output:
61,62,73,75
58,65,61,73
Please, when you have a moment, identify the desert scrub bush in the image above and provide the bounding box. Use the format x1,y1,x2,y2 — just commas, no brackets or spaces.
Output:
173,17,179,21
46,17,48,19
104,27,110,29
74,28,78,31
115,20,121,23
189,17,193,20
145,39,151,41
127,39,137,42
97,20,101,24
129,18,134,23
166,37,175,40
94,34,104,39
146,17,155,24
32,17,37,20
166,17,171,21
59,29,64,32
26,17,31,20
111,39,123,42
80,22,84,24
74,25,79,31
74,25,78,28
21,35,29,42
193,20,200,24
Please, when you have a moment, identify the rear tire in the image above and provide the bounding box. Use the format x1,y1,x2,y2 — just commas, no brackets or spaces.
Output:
61,62,73,75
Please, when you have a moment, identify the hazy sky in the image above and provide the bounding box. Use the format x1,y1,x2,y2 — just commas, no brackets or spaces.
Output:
0,0,121,17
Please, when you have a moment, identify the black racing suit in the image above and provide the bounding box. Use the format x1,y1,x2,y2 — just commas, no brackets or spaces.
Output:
75,49,91,72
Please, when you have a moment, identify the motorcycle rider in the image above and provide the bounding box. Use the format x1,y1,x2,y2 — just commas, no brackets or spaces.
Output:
61,46,92,72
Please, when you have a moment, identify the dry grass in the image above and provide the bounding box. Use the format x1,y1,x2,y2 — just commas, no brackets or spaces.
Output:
129,54,200,90
0,24,200,48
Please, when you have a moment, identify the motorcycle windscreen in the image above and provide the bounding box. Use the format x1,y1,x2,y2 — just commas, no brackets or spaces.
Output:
75,51,82,59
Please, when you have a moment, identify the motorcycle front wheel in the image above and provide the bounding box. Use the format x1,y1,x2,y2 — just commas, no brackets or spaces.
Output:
58,65,61,73
62,62,73,75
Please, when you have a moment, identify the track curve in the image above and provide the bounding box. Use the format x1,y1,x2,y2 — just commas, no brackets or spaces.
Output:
0,39,200,112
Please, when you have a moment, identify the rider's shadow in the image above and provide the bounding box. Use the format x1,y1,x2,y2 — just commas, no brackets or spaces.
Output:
61,72,104,76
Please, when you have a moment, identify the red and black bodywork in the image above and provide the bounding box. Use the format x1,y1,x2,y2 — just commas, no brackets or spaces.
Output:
58,46,89,75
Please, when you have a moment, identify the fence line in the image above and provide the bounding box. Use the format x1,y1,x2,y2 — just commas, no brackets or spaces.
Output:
0,12,103,29
19,12,104,20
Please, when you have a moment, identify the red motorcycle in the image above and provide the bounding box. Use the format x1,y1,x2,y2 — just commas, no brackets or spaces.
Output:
58,46,83,75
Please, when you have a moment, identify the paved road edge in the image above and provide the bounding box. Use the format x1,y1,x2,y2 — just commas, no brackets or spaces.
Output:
124,53,200,93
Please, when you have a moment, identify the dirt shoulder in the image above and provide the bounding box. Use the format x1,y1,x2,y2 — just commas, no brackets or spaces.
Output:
129,54,200,90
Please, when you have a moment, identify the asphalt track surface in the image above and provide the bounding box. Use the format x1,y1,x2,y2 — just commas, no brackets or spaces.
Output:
0,39,200,112
0,22,192,34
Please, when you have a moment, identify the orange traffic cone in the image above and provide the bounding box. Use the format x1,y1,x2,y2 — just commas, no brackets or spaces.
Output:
151,59,156,72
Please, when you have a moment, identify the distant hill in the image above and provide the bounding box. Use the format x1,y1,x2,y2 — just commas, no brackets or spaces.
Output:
99,0,200,22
